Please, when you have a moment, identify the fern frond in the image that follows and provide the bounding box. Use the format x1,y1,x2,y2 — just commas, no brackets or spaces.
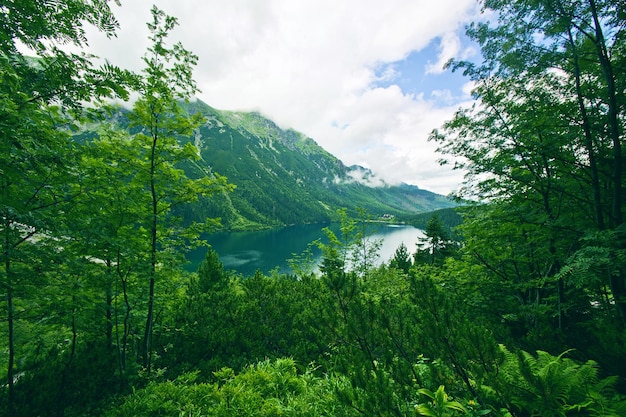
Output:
494,346,623,417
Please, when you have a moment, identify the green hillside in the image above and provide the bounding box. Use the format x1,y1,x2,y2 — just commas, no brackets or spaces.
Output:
177,100,455,229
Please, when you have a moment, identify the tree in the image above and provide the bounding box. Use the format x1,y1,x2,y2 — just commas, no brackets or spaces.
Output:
71,126,153,380
317,208,381,279
466,0,624,228
129,6,232,372
415,214,457,266
431,0,626,342
389,242,412,274
349,209,382,279
0,1,130,413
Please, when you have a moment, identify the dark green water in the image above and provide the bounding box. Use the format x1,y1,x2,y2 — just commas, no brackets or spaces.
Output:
186,223,424,276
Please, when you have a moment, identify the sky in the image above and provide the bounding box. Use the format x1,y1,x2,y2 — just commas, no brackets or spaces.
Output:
83,0,482,195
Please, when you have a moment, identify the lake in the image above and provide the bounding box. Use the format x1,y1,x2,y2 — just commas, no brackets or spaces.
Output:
186,223,424,276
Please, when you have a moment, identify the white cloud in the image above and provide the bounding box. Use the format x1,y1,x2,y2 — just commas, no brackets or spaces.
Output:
82,0,480,195
314,84,472,195
462,80,478,97
425,32,461,75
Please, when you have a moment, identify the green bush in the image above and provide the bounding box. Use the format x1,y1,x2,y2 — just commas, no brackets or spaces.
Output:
104,358,358,417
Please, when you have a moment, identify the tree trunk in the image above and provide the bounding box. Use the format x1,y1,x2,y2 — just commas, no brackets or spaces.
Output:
143,129,159,372
588,0,626,324
588,0,622,227
143,276,155,371
6,264,15,416
4,217,15,416
566,26,605,230
117,252,132,374
106,259,113,349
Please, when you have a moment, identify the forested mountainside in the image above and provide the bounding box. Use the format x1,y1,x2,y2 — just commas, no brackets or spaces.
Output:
404,207,463,235
80,99,455,229
176,100,455,228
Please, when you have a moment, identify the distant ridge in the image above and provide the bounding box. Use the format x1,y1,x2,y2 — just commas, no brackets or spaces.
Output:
177,99,455,230
80,99,456,230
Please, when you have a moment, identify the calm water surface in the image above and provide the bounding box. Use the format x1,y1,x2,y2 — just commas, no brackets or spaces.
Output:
187,223,424,276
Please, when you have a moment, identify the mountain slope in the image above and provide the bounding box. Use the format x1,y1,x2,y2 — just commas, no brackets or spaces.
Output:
178,99,455,229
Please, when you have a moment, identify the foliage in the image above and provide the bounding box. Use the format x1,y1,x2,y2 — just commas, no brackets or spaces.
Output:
3,2,626,416
171,250,324,374
390,242,413,274
0,1,132,415
415,214,460,266
128,6,233,371
485,345,626,417
316,208,382,278
104,358,358,417
430,0,626,367
415,385,468,417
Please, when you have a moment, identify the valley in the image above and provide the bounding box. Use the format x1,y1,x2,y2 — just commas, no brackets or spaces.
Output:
175,100,456,229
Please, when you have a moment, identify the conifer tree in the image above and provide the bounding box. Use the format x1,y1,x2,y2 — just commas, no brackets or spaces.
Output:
415,214,454,265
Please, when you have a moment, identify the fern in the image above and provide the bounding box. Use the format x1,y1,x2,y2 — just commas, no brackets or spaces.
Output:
557,230,626,291
557,246,617,289
491,345,626,417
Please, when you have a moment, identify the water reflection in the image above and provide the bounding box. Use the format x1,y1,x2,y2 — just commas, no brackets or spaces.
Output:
220,250,263,267
186,223,424,276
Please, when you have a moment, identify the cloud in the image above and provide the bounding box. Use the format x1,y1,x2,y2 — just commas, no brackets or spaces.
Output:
81,0,479,195
314,84,472,195
425,32,462,75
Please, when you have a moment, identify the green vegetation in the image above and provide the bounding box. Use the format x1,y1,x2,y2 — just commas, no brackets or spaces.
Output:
2,1,626,416
88,100,456,230
205,106,457,227
404,207,463,234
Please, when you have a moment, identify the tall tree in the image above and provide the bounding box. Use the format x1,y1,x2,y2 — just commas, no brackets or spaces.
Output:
432,0,626,332
129,6,231,371
415,214,457,266
71,126,152,378
0,1,129,413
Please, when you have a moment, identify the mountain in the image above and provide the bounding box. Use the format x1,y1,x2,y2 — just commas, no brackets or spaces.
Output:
76,99,455,230
174,99,455,230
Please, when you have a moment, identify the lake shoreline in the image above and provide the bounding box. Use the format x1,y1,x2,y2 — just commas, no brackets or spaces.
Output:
187,223,424,276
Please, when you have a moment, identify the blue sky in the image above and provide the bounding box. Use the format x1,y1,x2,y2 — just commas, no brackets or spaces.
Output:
374,43,472,103
82,0,482,195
